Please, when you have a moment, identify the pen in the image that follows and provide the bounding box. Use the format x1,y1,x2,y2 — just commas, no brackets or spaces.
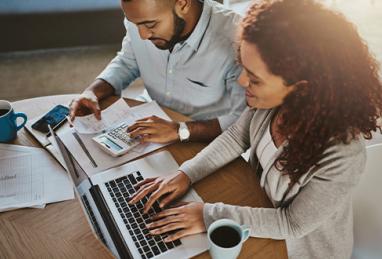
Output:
46,117,68,138
66,115,74,127
72,131,98,168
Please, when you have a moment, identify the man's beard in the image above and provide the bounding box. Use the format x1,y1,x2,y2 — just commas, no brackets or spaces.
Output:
150,10,186,50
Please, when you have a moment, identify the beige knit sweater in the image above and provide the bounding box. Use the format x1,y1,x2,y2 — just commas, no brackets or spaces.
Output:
179,107,366,259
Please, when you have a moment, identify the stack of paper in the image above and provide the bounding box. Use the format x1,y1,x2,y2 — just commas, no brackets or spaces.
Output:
58,100,173,176
0,144,74,212
71,98,132,134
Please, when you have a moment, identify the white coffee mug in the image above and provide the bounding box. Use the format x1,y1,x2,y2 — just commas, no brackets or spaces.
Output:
207,219,250,259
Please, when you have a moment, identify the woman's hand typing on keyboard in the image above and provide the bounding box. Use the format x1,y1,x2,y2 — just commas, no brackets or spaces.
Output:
128,171,191,214
147,202,206,242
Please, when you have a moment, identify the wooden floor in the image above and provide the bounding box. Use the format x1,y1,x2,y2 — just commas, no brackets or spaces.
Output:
0,45,144,102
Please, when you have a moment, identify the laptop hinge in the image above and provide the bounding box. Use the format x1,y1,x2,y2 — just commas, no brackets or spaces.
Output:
89,185,133,259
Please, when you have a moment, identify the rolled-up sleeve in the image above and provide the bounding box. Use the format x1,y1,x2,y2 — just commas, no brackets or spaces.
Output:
97,19,140,95
217,64,246,130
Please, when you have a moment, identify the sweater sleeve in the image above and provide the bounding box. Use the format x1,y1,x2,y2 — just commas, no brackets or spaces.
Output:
202,140,366,239
179,108,254,183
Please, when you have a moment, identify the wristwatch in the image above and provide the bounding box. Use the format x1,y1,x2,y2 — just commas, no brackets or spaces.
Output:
178,122,190,142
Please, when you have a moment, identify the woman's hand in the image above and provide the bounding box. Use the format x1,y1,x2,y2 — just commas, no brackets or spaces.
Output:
128,171,191,214
146,202,206,242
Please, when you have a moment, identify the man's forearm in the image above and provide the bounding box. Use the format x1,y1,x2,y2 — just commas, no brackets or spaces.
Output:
85,79,116,101
187,119,222,142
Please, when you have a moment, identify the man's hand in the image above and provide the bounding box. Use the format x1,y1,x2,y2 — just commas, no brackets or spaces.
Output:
128,171,191,213
147,202,206,242
128,116,180,143
69,91,101,121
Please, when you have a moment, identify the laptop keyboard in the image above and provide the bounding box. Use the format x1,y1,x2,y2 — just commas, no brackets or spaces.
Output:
105,171,182,259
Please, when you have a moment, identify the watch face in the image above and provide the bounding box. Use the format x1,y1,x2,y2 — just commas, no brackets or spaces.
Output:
179,128,190,140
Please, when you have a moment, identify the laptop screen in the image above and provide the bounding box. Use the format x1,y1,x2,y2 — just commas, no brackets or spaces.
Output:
51,130,89,188
50,130,115,250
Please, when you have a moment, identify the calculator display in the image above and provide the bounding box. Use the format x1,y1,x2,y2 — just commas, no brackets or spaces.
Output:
100,136,123,151
93,122,140,157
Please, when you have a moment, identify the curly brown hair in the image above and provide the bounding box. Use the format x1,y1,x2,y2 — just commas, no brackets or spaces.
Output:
240,0,382,182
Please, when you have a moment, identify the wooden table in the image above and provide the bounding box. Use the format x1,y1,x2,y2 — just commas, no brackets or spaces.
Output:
0,95,287,259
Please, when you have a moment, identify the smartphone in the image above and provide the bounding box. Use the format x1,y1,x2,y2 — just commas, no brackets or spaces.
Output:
32,105,70,134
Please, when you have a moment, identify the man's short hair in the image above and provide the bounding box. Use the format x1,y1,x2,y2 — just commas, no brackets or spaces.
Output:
122,0,174,4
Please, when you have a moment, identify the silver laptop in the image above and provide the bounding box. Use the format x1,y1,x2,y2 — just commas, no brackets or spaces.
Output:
51,128,208,259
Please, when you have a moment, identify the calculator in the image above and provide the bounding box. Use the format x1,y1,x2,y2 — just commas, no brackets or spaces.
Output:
92,122,140,157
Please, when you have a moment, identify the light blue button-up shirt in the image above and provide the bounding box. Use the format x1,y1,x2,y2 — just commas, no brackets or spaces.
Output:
97,0,246,130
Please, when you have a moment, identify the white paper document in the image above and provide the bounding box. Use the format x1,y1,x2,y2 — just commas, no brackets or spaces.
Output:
72,98,134,134
0,154,44,212
0,144,75,212
58,101,172,176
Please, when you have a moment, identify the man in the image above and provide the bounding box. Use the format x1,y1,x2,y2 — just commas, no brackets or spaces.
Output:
70,0,245,143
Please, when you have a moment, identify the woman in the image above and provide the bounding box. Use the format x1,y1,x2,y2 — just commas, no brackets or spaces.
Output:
128,0,382,257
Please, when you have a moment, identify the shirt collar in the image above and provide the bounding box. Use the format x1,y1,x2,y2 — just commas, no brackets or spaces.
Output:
183,0,212,52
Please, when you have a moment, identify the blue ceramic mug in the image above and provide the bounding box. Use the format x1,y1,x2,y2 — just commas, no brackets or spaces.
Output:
208,219,250,259
0,100,27,142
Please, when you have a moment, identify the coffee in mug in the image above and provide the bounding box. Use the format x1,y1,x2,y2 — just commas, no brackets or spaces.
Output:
210,226,241,248
0,109,9,116
207,219,250,259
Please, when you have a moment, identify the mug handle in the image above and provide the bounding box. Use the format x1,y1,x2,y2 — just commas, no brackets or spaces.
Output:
13,112,28,131
241,225,250,242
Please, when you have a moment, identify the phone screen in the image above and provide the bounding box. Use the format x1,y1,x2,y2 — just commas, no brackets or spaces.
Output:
32,105,70,133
